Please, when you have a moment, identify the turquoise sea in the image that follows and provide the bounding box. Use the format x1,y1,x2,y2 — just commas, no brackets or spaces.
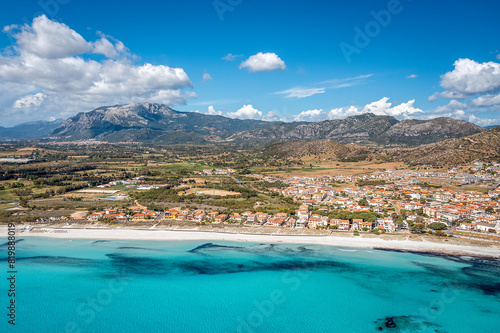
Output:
1,237,500,333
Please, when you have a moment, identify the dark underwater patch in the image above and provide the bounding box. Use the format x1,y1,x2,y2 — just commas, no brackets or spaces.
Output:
92,240,109,244
7,255,98,267
0,238,24,247
117,246,165,252
188,242,247,253
105,251,351,276
374,315,447,332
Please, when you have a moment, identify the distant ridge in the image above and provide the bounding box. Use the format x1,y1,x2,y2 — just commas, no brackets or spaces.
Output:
50,103,287,143
0,119,64,140
394,126,500,166
230,114,484,146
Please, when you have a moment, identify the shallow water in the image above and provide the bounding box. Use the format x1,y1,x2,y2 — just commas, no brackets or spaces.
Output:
1,237,499,332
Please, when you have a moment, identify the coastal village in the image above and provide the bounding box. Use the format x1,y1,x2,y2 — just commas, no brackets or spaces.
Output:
81,162,500,235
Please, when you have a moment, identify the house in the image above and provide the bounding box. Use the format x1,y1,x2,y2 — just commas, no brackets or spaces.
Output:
476,223,496,233
295,218,308,229
338,219,351,231
361,221,373,230
352,219,363,230
457,222,476,231
214,214,229,224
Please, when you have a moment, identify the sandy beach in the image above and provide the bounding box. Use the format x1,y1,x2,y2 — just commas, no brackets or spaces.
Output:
6,225,500,258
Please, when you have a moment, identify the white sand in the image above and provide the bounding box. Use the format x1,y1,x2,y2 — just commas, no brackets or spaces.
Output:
7,226,500,258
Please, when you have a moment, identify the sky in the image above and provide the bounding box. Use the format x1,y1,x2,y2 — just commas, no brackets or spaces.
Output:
0,0,500,127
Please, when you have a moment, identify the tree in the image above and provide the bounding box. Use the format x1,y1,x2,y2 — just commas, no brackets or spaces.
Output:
427,222,447,230
19,197,27,208
485,207,494,214
410,224,426,234
358,198,369,207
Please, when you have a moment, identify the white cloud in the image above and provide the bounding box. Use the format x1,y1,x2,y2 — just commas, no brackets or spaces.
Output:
274,74,372,99
327,106,363,119
227,104,263,120
206,106,222,116
7,15,91,59
387,99,423,117
0,15,195,124
361,97,422,117
406,74,417,79
239,52,286,72
293,109,326,122
470,93,500,107
273,87,325,99
431,100,467,119
92,32,130,59
290,98,422,122
202,73,213,81
468,114,499,127
222,53,241,61
434,58,500,99
13,92,45,108
262,111,280,121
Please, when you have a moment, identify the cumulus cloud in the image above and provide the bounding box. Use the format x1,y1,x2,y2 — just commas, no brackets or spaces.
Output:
291,98,422,122
239,52,286,72
13,92,45,108
468,114,499,127
227,104,263,119
431,58,500,101
406,74,418,79
202,73,213,81
470,93,500,107
431,100,467,119
327,106,363,119
361,97,422,117
6,15,91,59
92,31,130,59
0,15,194,124
206,106,222,116
273,87,325,99
293,109,326,122
262,111,280,121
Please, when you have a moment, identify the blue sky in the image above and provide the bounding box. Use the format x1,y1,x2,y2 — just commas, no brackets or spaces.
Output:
0,0,500,126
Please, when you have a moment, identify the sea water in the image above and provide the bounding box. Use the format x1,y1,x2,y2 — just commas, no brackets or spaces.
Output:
1,237,499,332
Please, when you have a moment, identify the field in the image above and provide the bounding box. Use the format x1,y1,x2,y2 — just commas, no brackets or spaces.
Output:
266,160,408,178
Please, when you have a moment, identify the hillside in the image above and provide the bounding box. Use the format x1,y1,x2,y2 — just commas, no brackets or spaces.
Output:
376,117,485,146
263,139,373,162
51,103,285,143
394,126,500,166
230,114,484,146
230,113,398,145
0,119,64,140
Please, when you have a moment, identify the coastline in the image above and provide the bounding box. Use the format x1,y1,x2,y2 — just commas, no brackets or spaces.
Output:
6,226,500,258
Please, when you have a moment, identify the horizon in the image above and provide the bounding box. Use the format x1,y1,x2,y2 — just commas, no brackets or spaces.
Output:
1,1,500,127
1,102,496,129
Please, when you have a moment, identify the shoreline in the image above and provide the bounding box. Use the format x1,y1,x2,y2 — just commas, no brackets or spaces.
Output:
6,226,500,258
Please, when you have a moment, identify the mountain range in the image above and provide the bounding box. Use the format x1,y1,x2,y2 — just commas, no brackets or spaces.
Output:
229,113,485,146
394,126,500,166
50,103,288,144
0,103,488,148
0,119,64,140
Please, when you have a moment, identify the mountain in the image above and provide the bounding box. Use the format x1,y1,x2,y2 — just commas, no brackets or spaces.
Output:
484,125,500,130
263,139,373,162
0,119,64,140
376,117,485,146
230,114,485,146
51,103,286,143
394,126,500,166
230,113,398,144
